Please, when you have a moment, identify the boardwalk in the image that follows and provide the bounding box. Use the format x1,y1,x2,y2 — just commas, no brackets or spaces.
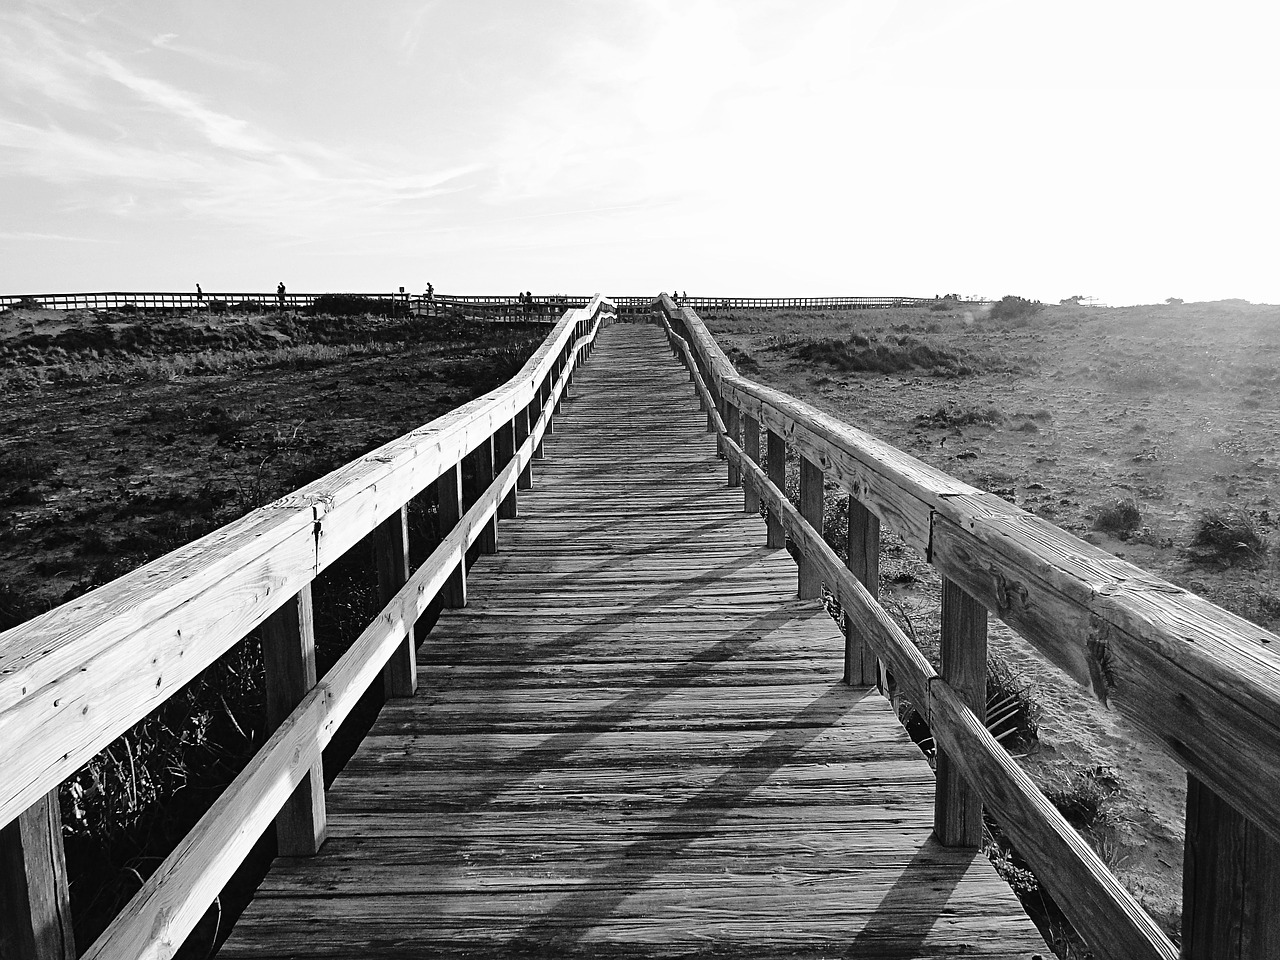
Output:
219,323,1046,958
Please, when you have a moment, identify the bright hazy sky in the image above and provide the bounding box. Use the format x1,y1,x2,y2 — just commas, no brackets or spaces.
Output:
1,1,1277,304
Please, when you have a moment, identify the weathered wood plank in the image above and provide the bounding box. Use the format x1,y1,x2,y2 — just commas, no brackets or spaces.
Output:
261,585,326,856
220,322,1045,960
0,791,74,960
935,578,986,848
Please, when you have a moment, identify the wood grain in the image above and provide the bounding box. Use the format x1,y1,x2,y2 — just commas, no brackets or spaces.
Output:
220,321,1046,960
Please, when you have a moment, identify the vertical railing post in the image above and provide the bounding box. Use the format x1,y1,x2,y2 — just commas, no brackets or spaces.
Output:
845,498,878,687
373,506,417,698
515,404,532,490
474,437,497,554
1182,776,1280,959
743,415,761,514
935,577,986,847
725,404,741,488
434,462,466,607
766,429,786,549
495,418,517,519
261,583,327,855
542,378,555,436
0,792,75,960
798,456,823,599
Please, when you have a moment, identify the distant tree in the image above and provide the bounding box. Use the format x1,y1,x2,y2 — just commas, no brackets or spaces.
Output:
1060,295,1086,306
1166,297,1184,305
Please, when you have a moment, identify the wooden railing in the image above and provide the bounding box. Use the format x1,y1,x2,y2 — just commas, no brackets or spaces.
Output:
0,296,614,960
653,293,1280,960
0,291,966,316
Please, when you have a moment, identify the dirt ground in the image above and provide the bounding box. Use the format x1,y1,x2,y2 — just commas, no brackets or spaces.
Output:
702,299,1280,941
0,306,540,629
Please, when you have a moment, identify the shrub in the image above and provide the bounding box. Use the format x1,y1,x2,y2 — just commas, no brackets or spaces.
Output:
1187,507,1268,567
788,336,976,376
1091,499,1141,540
1046,766,1119,831
988,295,1044,322
986,656,1040,751
309,294,397,317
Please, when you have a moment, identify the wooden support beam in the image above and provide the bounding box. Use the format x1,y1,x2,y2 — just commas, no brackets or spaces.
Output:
935,577,987,848
545,378,557,434
261,584,326,856
515,405,532,490
766,429,786,549
1182,775,1280,959
845,497,878,687
474,438,498,554
495,418,517,519
725,404,741,488
798,456,824,599
373,506,417,698
743,415,761,514
0,791,74,960
434,463,466,608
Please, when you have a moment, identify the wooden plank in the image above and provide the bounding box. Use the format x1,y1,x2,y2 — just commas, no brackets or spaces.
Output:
221,321,1045,960
929,679,1176,960
373,506,417,698
494,418,518,519
1182,775,1280,959
765,429,786,549
798,455,823,599
261,584,326,856
725,403,741,488
935,578,985,848
743,414,761,514
845,497,878,687
0,791,74,960
932,509,1280,843
433,464,466,608
514,404,532,490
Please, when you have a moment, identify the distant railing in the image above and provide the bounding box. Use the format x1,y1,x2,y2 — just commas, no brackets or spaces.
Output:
653,293,1280,960
0,291,973,317
0,297,614,959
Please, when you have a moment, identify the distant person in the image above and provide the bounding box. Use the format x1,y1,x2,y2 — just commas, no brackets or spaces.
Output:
426,282,434,299
277,281,286,308
196,283,203,301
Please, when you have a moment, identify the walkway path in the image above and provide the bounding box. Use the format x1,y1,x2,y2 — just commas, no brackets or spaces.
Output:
219,322,1047,958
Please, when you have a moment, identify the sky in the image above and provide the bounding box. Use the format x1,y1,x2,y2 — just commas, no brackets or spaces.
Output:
1,0,1278,305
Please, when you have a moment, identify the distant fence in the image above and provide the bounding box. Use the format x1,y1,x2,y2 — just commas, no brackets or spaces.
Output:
0,291,978,318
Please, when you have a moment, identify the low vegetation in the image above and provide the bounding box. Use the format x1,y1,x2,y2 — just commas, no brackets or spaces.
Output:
1091,498,1142,540
781,333,979,376
0,306,547,952
1186,507,1268,567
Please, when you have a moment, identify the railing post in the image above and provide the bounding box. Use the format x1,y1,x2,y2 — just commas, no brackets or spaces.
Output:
473,437,498,554
1182,776,1280,959
495,418,517,519
798,456,823,599
725,404,741,488
515,405,532,490
373,505,417,698
0,792,75,960
743,415,761,514
434,462,466,607
766,429,786,549
844,498,878,686
261,583,327,855
545,377,557,435
935,577,986,848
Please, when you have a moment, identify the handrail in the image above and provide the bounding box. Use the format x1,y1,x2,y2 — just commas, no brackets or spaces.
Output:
0,291,965,313
654,293,1280,959
0,295,614,958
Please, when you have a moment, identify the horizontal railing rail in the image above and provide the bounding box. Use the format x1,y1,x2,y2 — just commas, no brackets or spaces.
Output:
653,293,1280,960
0,295,614,959
0,291,971,314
